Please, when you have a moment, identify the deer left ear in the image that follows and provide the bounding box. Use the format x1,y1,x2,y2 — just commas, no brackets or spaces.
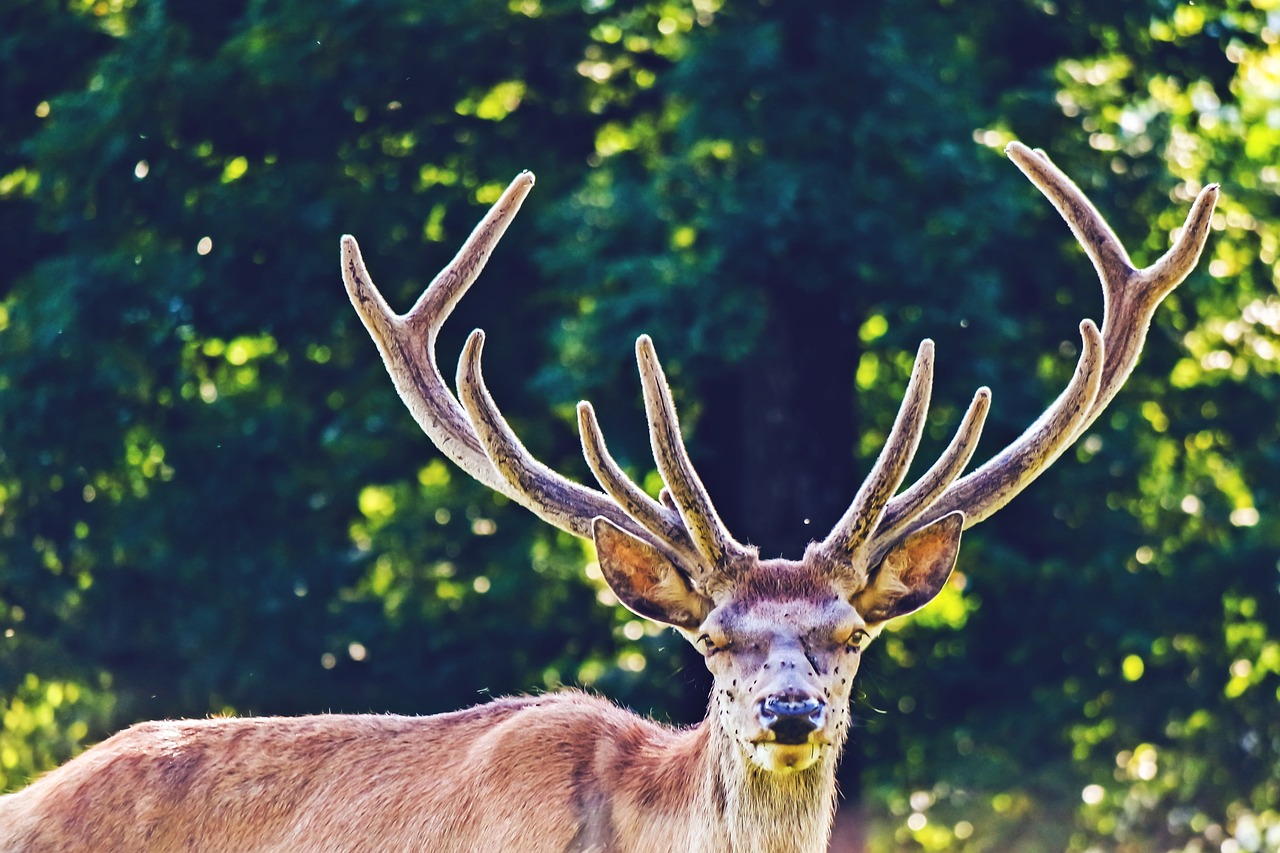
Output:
852,511,964,623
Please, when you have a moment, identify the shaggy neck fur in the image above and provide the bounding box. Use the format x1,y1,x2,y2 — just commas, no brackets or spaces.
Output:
689,704,840,853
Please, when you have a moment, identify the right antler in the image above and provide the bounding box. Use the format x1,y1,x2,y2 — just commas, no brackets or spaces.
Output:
341,176,746,590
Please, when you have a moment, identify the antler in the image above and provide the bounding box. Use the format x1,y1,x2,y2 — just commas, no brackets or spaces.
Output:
344,143,1217,595
341,174,739,588
341,175,539,506
820,141,1219,573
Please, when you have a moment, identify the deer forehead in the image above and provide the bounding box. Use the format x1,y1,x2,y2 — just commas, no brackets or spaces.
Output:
705,590,863,646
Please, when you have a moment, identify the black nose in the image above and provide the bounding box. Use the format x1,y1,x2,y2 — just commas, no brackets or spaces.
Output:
757,694,826,744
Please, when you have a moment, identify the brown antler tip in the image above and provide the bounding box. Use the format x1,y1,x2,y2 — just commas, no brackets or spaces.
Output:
462,328,486,356
1078,318,1103,351
1197,184,1221,211
514,170,536,189
456,329,487,393
1192,183,1221,213
635,334,660,368
910,339,936,385
483,172,538,223
1003,140,1047,165
576,400,598,430
339,234,363,269
457,329,488,387
339,232,402,336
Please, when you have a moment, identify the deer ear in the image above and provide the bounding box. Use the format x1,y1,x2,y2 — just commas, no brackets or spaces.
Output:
592,517,712,630
853,511,964,624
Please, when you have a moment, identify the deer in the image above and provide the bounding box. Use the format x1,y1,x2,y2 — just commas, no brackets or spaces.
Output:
0,142,1216,852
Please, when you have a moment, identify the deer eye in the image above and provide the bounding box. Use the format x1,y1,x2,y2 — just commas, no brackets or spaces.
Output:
698,634,728,655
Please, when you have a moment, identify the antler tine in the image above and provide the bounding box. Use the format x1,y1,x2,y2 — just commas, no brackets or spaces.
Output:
890,322,1100,540
341,173,537,502
911,320,1103,529
455,330,661,542
407,172,538,337
1140,186,1219,300
820,340,935,564
1090,181,1218,430
636,335,748,568
577,402,701,566
871,386,991,553
1005,144,1134,281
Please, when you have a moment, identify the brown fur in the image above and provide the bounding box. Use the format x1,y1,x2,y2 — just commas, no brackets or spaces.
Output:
0,691,834,853
0,526,958,853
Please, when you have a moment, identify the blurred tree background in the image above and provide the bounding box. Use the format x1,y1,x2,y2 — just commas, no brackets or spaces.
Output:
1,0,1277,849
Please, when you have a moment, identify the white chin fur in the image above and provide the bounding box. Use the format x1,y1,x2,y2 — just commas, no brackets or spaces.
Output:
748,742,823,774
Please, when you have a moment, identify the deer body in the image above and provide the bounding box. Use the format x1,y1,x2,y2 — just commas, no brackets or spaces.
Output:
0,699,732,852
1,562,848,853
0,701,833,852
0,144,1217,851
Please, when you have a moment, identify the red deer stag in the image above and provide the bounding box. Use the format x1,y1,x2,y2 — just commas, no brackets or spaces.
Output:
0,143,1216,852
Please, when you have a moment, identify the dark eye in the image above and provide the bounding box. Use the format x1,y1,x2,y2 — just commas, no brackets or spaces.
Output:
846,630,868,651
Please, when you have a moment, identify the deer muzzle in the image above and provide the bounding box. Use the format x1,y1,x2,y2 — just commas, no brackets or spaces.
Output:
757,693,826,745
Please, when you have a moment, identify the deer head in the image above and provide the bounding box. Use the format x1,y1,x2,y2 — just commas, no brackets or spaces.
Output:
340,143,1217,778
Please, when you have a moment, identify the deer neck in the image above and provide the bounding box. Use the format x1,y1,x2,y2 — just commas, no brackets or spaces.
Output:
690,711,839,853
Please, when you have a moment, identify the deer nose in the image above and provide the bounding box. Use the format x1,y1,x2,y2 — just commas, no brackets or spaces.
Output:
757,694,826,744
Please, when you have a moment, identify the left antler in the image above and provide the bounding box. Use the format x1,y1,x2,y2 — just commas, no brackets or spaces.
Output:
820,142,1219,575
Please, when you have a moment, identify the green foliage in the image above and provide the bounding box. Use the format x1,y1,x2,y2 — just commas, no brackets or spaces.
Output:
0,674,114,791
2,1,1279,850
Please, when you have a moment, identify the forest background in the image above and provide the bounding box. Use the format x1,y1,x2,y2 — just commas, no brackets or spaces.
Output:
1,0,1278,850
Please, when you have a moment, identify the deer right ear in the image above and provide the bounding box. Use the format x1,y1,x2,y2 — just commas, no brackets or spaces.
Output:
592,517,712,630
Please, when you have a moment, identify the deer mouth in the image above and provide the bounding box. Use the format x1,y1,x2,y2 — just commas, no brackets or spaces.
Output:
748,739,827,774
